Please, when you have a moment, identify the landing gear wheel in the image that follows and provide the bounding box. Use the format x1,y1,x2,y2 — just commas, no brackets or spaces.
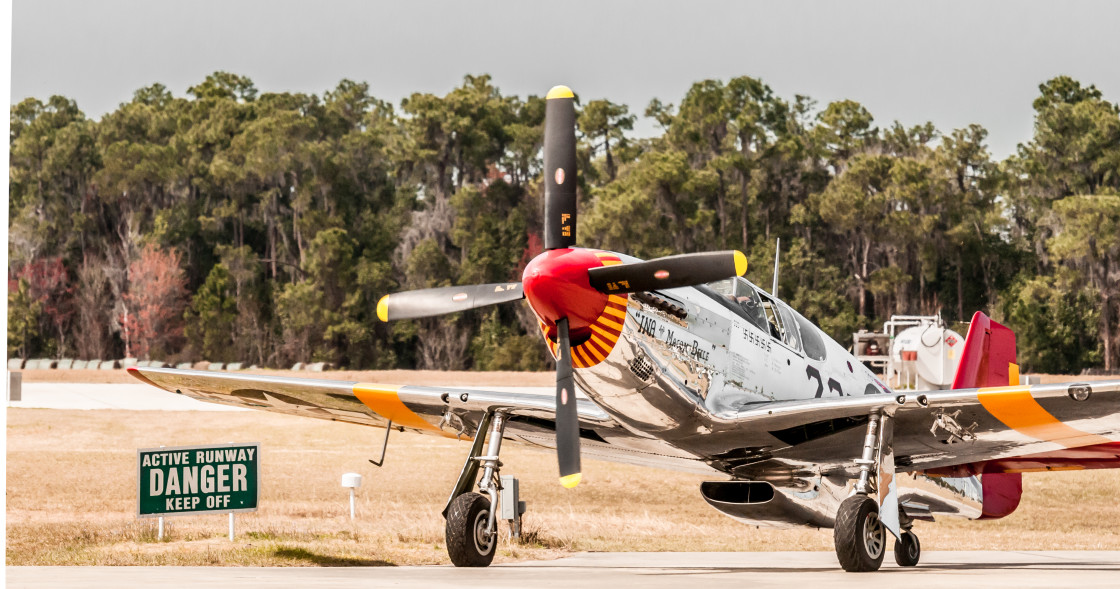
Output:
445,492,497,567
894,530,920,567
834,495,886,572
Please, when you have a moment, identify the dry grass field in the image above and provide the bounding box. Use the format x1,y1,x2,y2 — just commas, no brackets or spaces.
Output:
7,370,1120,566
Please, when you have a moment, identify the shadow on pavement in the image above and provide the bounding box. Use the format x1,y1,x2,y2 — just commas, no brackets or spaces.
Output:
272,547,395,567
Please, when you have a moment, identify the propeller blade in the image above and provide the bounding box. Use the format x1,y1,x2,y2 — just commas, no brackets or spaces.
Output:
554,317,581,488
587,250,748,294
543,86,577,250
376,283,523,322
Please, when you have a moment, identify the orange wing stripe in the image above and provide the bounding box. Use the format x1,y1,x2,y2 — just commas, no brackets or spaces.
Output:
353,383,442,433
977,387,1111,448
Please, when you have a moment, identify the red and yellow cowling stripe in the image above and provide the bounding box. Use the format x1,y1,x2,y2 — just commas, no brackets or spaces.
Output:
541,252,627,368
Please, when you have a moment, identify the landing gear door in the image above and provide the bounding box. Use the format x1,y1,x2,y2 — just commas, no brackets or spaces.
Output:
876,415,901,540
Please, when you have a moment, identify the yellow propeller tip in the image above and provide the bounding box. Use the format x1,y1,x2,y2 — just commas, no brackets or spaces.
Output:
559,473,582,488
376,295,390,322
547,85,574,100
733,250,748,277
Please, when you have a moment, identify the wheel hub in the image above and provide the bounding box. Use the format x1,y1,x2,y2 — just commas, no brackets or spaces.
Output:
862,512,884,559
473,509,494,554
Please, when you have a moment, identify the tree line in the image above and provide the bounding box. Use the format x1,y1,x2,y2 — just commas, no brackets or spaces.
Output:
8,73,1120,373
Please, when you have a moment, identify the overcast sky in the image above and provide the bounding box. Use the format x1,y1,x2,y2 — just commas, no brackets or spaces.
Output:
11,0,1120,158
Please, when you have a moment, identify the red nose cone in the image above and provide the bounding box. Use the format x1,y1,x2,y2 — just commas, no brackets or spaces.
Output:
522,249,608,340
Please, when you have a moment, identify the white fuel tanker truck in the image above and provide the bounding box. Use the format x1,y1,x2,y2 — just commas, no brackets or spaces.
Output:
853,314,965,391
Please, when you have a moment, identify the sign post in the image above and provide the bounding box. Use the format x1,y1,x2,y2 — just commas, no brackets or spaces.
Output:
157,445,165,540
137,442,260,540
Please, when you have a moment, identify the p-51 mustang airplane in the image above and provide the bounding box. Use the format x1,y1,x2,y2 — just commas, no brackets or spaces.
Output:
130,85,1120,572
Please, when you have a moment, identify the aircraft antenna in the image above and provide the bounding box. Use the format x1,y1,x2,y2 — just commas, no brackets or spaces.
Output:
772,238,780,297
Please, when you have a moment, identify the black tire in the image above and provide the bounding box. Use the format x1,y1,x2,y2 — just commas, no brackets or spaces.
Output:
833,495,886,572
894,530,920,567
445,492,497,567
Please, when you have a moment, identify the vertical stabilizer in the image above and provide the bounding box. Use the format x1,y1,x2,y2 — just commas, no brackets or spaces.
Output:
952,311,1023,520
951,311,1018,389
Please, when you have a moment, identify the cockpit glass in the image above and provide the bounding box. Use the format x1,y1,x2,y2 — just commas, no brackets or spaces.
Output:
777,305,803,351
702,278,805,354
732,281,769,333
797,314,827,361
703,278,770,333
706,278,734,297
759,298,784,340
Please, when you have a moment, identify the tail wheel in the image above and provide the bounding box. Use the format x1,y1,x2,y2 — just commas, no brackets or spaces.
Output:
894,530,921,567
445,492,497,567
834,495,886,572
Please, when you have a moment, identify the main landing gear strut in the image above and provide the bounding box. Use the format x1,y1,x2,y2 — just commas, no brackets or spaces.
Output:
443,411,524,567
833,409,920,572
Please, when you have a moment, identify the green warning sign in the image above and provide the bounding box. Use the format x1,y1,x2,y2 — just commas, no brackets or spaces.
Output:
137,443,259,518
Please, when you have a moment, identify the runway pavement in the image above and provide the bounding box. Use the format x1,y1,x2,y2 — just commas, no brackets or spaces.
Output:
8,551,1120,588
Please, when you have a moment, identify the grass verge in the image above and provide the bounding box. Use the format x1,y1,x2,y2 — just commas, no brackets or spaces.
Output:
8,401,1120,565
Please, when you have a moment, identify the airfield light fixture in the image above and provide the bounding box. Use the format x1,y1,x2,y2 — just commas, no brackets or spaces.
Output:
341,472,362,520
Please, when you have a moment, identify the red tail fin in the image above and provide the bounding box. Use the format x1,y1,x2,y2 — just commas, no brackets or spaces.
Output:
952,311,1018,389
951,312,1023,520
